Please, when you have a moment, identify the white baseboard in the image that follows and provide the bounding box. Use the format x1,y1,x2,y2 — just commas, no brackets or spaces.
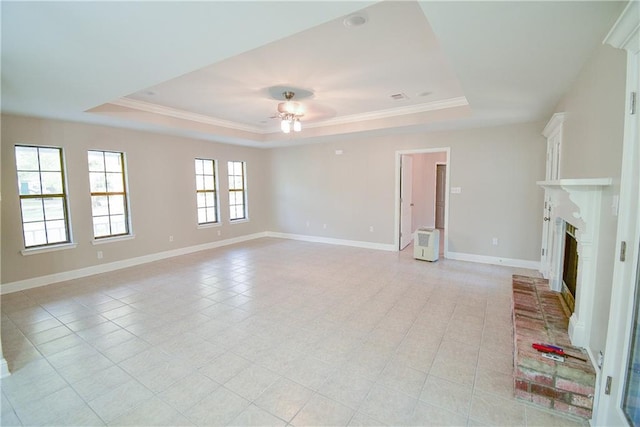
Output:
0,232,268,294
266,231,396,252
446,251,541,270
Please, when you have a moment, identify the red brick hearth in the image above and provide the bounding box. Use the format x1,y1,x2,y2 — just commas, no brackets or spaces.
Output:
512,275,596,419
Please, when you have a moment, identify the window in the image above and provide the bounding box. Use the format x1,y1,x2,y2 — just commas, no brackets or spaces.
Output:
228,161,247,221
15,145,70,248
195,158,218,224
88,150,130,238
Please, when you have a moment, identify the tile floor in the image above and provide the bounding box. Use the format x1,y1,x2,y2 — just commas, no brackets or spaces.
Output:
1,238,588,426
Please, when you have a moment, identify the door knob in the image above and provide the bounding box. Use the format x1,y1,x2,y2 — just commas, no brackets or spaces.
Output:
543,217,551,221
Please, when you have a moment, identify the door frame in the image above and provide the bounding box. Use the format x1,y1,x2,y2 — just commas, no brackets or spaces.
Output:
394,148,450,254
596,4,639,423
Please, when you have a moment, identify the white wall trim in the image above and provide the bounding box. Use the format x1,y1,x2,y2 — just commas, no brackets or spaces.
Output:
0,232,268,294
447,251,541,270
266,231,396,252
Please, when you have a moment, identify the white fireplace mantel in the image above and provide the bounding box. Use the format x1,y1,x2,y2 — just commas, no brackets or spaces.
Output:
536,178,612,347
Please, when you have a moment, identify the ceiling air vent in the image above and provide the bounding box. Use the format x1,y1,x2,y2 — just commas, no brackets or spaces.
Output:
390,93,409,101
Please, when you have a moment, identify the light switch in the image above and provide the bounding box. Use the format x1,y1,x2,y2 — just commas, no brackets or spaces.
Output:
451,187,462,194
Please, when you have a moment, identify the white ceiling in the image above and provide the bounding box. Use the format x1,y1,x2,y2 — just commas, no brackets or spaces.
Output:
1,1,627,148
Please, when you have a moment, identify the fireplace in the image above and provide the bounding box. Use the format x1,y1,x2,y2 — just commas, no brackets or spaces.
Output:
537,178,612,348
562,223,578,314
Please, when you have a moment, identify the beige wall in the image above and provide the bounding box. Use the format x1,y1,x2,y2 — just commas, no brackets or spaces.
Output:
411,151,447,232
553,44,627,358
1,115,270,284
268,122,546,261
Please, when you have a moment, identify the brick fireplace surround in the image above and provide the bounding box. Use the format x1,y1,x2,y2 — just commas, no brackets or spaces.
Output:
512,275,596,419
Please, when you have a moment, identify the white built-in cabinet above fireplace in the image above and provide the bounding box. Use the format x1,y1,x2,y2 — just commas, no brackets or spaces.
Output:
537,178,612,347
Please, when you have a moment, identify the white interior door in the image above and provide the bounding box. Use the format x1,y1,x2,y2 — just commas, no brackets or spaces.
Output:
400,155,413,250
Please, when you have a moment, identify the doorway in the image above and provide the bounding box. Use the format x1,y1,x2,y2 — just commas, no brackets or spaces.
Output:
395,148,450,255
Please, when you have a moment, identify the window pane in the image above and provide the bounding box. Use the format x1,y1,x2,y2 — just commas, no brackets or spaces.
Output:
198,208,207,224
205,192,215,207
41,172,63,194
104,152,122,172
204,175,214,190
236,206,244,219
24,221,47,247
43,198,64,221
195,159,204,175
93,216,110,237
109,195,125,215
196,193,206,208
203,160,214,175
39,148,62,171
15,146,39,171
18,171,42,195
196,175,205,191
45,220,67,243
90,172,106,192
92,196,109,216
228,176,235,189
234,176,243,190
21,198,44,222
106,172,124,192
206,208,216,222
110,215,126,234
88,151,105,172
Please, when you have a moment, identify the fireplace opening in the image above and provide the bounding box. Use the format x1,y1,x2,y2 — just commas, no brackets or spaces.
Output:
562,223,578,314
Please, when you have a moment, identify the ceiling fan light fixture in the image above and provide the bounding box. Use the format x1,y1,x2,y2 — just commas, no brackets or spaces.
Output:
276,91,304,134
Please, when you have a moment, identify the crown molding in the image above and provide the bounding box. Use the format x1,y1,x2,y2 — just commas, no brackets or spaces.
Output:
305,96,469,129
604,1,639,53
112,95,469,136
112,97,265,134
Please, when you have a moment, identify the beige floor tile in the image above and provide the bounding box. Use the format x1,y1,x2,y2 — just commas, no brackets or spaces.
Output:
358,384,418,426
107,396,192,426
157,371,220,413
291,393,354,426
225,363,281,401
469,390,527,426
87,379,154,423
228,404,287,426
199,351,251,384
318,367,375,410
347,411,386,426
420,375,473,416
404,401,468,426
183,386,250,426
474,366,515,399
254,377,314,422
71,365,133,402
525,406,589,427
377,360,427,398
13,386,86,426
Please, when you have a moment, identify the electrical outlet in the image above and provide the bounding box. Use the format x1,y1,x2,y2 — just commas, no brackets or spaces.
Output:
492,237,499,246
217,230,221,236
97,251,103,259
323,224,327,229
369,226,374,232
306,220,310,227
451,187,462,194
169,235,174,242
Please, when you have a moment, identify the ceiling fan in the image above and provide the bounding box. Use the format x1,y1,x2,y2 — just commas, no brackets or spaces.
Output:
276,91,304,133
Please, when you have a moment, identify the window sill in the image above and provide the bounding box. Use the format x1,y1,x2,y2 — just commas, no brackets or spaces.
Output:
229,218,250,224
21,242,78,256
91,234,136,245
197,222,221,230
